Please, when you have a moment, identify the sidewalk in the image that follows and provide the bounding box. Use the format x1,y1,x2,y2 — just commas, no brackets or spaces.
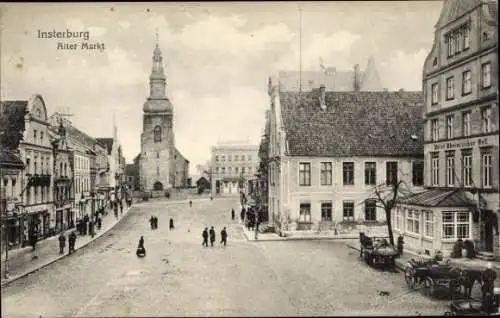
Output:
0,205,133,287
239,224,360,242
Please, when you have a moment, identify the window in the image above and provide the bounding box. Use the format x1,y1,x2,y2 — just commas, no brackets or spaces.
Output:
431,83,439,104
215,167,219,174
320,162,332,186
242,167,245,174
462,111,471,137
321,202,332,221
34,130,37,142
215,155,219,162
442,211,470,240
482,63,491,88
221,155,225,162
424,211,434,237
464,25,470,48
343,162,354,185
248,155,252,161
40,131,44,144
343,201,354,221
299,203,311,223
431,119,439,141
365,162,376,185
431,153,439,186
462,150,472,187
228,155,232,162
156,152,159,158
446,23,470,57
462,70,471,95
26,158,31,174
446,77,455,100
406,209,420,234
241,155,245,161
234,155,238,161
228,167,232,174
481,148,492,188
481,107,492,133
34,156,38,174
364,200,377,221
221,167,225,174
386,161,398,186
298,162,311,186
153,126,162,142
446,151,456,186
446,115,454,139
235,167,239,174
412,161,424,186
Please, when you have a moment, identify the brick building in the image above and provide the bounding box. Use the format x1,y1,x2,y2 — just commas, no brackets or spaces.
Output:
395,0,499,259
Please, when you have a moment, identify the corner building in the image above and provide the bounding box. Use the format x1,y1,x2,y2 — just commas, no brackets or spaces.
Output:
395,0,499,259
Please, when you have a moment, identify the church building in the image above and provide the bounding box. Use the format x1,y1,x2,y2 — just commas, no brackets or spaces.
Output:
138,36,189,192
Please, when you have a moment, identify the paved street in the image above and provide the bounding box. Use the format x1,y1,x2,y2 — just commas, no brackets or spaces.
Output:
2,197,451,317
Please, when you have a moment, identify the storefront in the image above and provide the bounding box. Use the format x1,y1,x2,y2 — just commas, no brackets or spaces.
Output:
393,189,479,258
22,204,52,243
2,201,23,248
55,203,72,232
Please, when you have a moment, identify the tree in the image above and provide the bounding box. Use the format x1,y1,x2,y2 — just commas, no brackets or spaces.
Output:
368,180,414,246
0,105,27,149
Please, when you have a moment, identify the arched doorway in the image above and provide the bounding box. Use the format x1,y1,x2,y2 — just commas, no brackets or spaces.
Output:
153,181,163,191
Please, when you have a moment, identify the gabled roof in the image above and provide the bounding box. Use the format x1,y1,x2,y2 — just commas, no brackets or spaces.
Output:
279,90,424,157
96,138,114,155
435,0,481,29
65,125,97,149
398,188,477,208
175,147,189,163
0,149,25,169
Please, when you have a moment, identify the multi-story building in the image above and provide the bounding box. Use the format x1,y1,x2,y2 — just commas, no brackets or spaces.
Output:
2,95,55,244
267,82,425,234
210,142,259,195
94,141,110,210
0,149,25,250
396,0,498,259
48,122,74,232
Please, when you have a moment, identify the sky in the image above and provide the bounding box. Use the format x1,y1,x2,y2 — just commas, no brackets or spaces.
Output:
0,1,443,175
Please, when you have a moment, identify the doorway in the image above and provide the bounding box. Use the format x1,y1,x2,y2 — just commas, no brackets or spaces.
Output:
482,209,496,252
153,181,164,191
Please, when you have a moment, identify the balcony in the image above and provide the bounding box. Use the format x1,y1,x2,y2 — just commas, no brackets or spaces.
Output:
54,176,71,184
27,173,52,187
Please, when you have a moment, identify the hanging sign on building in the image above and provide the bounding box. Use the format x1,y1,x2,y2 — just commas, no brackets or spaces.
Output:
432,136,493,151
23,204,50,214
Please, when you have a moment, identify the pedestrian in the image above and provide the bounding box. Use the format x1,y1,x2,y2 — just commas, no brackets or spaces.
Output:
202,227,209,247
189,200,192,208
138,236,145,249
482,262,497,298
119,200,123,214
240,208,245,223
169,218,174,231
231,208,235,220
97,216,102,231
83,214,89,235
209,226,216,247
150,216,155,229
114,204,118,218
154,216,158,229
68,231,77,254
220,227,228,246
137,235,146,257
89,220,95,238
58,232,66,254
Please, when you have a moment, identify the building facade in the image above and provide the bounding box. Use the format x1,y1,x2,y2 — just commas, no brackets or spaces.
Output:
395,0,499,258
267,84,425,234
171,148,190,188
210,142,259,195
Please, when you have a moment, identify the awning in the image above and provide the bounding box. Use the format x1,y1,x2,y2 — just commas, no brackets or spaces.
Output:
398,189,477,208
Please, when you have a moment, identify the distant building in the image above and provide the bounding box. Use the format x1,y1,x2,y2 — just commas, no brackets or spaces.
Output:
267,82,425,233
210,141,259,195
395,0,499,259
272,56,384,92
196,176,211,190
125,164,137,188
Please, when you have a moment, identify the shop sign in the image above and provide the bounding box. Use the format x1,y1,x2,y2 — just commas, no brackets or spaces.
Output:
433,136,493,151
24,204,50,214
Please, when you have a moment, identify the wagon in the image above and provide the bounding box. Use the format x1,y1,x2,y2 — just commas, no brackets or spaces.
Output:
359,233,399,269
404,258,462,297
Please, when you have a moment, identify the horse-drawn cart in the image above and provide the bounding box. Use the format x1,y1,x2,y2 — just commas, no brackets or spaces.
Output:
404,258,462,297
359,232,399,269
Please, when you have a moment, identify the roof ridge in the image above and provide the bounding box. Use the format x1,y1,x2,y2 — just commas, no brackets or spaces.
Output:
434,189,461,206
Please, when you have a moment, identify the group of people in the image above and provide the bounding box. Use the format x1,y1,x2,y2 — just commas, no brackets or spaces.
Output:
149,216,175,231
202,226,228,247
58,231,78,254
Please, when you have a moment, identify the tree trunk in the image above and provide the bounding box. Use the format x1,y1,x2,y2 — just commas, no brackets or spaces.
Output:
385,208,395,246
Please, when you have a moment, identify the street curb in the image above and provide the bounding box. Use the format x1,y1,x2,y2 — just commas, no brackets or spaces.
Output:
241,226,359,243
1,206,134,288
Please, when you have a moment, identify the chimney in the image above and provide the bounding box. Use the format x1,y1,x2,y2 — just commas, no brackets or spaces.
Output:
319,85,326,110
353,64,360,91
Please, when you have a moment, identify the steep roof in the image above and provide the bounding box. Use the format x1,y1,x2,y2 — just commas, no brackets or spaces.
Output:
279,90,424,157
435,0,481,29
0,149,25,169
96,138,114,155
65,125,97,150
175,147,189,163
398,189,476,207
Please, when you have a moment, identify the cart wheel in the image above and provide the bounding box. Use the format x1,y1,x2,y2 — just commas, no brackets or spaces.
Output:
405,267,415,289
425,277,435,296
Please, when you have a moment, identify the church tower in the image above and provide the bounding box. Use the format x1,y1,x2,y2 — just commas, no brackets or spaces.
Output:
139,31,175,192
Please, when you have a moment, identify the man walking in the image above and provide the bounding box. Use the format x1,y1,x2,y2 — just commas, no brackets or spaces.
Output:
231,208,235,221
220,227,228,246
58,232,66,254
169,218,174,231
202,227,209,247
209,226,216,247
68,231,77,254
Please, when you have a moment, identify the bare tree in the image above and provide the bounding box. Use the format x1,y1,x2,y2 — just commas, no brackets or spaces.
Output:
368,180,414,246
